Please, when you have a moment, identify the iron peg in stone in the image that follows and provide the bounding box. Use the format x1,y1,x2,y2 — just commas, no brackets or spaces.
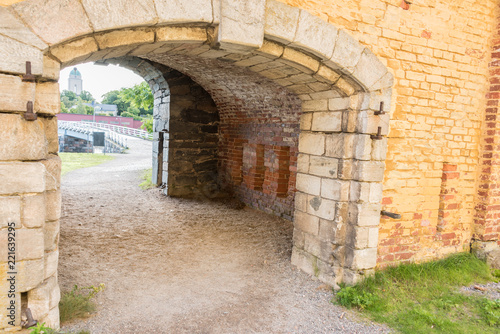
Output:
21,308,38,329
400,0,411,10
381,211,402,219
374,101,386,115
370,126,383,140
22,61,36,82
24,101,37,121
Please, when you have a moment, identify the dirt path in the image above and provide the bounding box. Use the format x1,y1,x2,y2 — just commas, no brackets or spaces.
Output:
58,137,391,334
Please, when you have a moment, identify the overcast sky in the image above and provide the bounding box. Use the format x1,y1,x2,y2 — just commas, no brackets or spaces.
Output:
59,62,144,103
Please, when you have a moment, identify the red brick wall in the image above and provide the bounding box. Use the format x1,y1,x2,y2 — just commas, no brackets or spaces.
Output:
438,164,460,241
217,92,301,221
474,6,500,245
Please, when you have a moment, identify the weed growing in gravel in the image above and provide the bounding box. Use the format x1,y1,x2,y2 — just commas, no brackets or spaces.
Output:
29,322,89,334
59,284,105,323
139,168,155,190
29,323,55,334
333,253,498,333
336,285,377,309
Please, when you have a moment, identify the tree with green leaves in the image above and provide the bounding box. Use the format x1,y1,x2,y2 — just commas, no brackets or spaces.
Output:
118,82,153,115
79,90,95,103
60,90,78,109
101,90,130,115
141,115,153,134
60,90,95,114
121,106,142,120
73,100,94,115
60,102,69,113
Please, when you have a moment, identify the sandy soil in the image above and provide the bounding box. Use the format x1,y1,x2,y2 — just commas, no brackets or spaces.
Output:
58,137,392,334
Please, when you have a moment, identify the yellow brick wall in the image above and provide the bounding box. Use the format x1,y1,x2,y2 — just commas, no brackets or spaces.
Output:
279,0,497,265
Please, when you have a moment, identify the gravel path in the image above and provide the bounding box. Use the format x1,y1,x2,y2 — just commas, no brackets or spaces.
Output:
58,137,392,334
461,282,500,300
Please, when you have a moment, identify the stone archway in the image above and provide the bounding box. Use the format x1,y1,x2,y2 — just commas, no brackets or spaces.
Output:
0,0,392,330
94,57,171,188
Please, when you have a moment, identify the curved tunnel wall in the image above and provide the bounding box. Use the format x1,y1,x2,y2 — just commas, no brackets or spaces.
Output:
147,54,303,218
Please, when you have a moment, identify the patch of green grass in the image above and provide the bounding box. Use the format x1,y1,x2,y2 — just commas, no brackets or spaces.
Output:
60,153,114,176
29,322,89,334
59,284,105,324
333,253,498,333
29,322,56,334
139,168,156,190
492,268,500,280
481,298,500,326
337,286,378,309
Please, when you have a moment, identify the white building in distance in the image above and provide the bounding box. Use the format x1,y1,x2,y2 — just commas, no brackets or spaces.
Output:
68,67,83,95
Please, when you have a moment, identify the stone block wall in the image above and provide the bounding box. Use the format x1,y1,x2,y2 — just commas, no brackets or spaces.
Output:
160,67,220,198
0,84,61,329
0,8,62,328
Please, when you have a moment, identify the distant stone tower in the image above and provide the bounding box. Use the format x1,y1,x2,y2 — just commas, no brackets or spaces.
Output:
68,67,82,95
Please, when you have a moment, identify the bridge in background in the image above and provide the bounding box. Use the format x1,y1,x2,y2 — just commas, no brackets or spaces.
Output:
58,121,152,153
58,120,153,141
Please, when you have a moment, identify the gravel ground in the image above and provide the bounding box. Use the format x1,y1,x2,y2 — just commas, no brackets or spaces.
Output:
58,137,393,334
461,282,500,300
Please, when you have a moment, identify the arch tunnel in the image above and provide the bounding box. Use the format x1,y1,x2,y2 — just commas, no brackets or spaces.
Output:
0,0,392,329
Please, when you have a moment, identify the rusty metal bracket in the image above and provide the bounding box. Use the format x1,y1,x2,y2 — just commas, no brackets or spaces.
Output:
374,101,385,116
21,307,38,329
400,0,411,10
370,126,383,140
381,211,401,219
24,101,37,121
22,61,35,82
